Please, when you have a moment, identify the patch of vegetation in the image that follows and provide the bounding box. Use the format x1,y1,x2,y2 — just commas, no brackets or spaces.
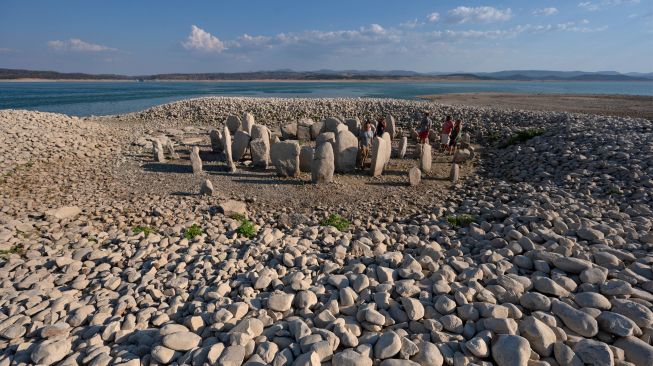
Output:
447,214,475,228
236,219,257,239
607,186,622,195
320,214,350,231
230,213,246,221
503,128,545,147
184,224,203,240
133,225,155,237
88,236,98,243
0,244,24,257
486,131,501,143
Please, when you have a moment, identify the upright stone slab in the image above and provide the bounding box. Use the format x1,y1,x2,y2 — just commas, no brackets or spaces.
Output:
409,166,421,186
153,139,165,162
270,141,300,177
232,130,251,161
382,132,392,164
323,117,341,134
420,143,432,174
369,136,387,177
450,163,460,183
398,136,408,159
386,114,397,139
165,139,179,160
316,132,336,149
190,146,203,175
250,138,270,168
453,149,471,164
335,130,358,173
251,124,269,141
226,115,242,134
200,179,214,196
310,122,324,140
281,122,298,140
242,112,255,134
299,145,314,173
312,142,335,184
209,129,223,153
345,118,361,136
222,126,236,172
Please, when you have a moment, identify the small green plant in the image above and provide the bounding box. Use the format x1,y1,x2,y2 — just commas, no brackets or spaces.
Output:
88,236,98,243
320,214,350,231
0,244,24,257
133,225,154,237
447,214,475,228
184,224,203,239
236,219,256,238
503,128,545,147
230,213,246,221
487,131,501,143
607,186,621,195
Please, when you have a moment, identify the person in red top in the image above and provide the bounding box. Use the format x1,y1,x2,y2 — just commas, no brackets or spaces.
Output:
440,116,454,152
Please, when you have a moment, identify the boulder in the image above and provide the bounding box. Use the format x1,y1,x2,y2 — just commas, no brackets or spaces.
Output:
210,130,223,153
299,145,314,173
316,132,336,149
310,122,323,140
31,338,72,365
453,149,471,164
45,206,81,220
219,200,247,218
222,126,236,172
492,335,530,366
312,142,335,184
419,143,432,173
370,137,387,177
226,115,241,134
232,130,251,161
200,179,214,196
409,166,421,186
250,138,270,168
323,117,341,133
190,146,203,174
346,118,361,136
614,336,653,366
251,124,269,141
281,122,298,140
242,112,255,134
398,136,407,159
450,163,460,183
335,130,358,173
271,141,300,177
297,119,313,140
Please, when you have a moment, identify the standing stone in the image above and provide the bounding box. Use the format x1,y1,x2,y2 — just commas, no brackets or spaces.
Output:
250,139,270,168
242,112,255,134
316,132,336,149
190,146,203,175
251,124,270,141
270,141,300,177
312,142,335,184
210,129,223,153
335,130,358,173
222,126,236,172
382,132,392,163
226,115,242,134
165,140,179,159
409,167,421,186
323,117,341,133
386,114,396,139
346,118,361,136
370,136,387,177
297,119,313,141
299,145,314,173
398,137,407,159
419,144,432,174
450,163,460,183
310,122,324,140
232,130,251,161
200,179,214,196
281,122,298,140
153,139,165,162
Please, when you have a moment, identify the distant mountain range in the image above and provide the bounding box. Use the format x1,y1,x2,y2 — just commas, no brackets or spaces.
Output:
1,68,652,81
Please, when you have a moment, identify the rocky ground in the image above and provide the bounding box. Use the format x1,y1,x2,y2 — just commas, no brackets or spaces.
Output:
1,97,652,366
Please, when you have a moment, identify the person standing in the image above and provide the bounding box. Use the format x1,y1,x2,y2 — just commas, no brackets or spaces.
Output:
376,116,386,137
440,115,454,152
448,119,463,154
357,120,375,169
418,111,432,144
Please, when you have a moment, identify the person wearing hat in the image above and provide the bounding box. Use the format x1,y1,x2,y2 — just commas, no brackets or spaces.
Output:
418,111,432,144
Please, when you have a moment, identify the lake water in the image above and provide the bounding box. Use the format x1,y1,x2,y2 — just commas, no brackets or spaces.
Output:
1,80,652,117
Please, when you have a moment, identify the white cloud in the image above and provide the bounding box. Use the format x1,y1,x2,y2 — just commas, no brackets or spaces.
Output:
533,7,559,16
182,25,227,52
400,19,423,29
427,12,440,22
579,0,640,11
48,38,116,52
447,6,513,24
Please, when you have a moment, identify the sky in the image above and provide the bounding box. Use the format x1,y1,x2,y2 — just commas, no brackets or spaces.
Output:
0,0,651,75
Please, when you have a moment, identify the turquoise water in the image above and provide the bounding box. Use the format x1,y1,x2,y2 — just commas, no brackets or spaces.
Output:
1,80,652,116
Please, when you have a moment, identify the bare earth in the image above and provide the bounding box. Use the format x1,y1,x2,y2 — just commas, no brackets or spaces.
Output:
421,93,653,119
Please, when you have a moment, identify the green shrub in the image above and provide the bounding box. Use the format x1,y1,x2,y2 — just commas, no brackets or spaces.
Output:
504,128,545,147
0,244,23,257
320,214,350,231
446,214,475,228
184,224,203,239
236,219,256,238
133,225,154,237
230,213,246,221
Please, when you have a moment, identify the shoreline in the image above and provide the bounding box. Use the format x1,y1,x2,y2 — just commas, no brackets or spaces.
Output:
3,77,653,83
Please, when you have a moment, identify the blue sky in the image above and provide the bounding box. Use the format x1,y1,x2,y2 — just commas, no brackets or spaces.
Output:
0,0,651,74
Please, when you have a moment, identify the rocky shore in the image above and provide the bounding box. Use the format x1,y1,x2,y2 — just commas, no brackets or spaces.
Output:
1,97,652,366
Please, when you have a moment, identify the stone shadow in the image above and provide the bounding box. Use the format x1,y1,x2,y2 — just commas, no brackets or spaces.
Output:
142,163,192,174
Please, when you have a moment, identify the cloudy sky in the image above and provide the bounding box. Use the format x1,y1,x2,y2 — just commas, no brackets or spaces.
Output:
0,0,651,74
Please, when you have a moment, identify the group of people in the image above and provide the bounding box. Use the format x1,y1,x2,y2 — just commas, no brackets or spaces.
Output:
418,112,464,155
355,112,464,169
